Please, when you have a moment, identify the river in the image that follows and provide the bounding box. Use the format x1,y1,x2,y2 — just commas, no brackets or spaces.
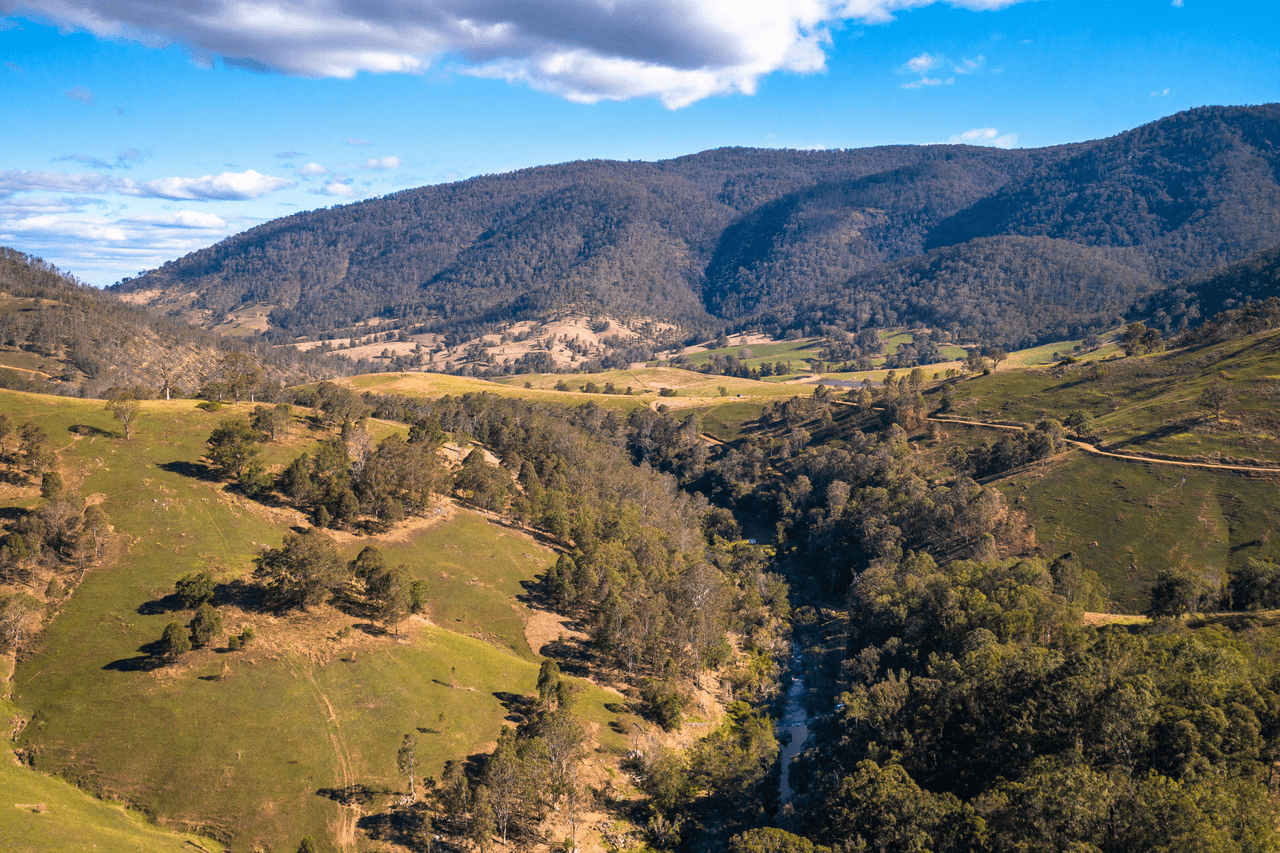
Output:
777,652,809,804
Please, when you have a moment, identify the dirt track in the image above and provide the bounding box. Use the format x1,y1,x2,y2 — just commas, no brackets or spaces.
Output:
928,416,1280,475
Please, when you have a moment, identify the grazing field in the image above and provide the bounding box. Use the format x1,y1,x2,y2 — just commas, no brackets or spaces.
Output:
940,327,1280,463
998,453,1279,612
0,696,226,853
0,391,638,852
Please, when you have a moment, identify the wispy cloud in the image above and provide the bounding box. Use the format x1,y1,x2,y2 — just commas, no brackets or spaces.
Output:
276,150,303,159
1151,87,1170,97
11,0,1033,108
948,127,1018,148
0,204,241,285
1171,0,1184,7
52,149,148,170
347,138,371,147
901,51,984,88
65,84,95,105
0,168,295,200
54,154,113,170
5,61,23,74
364,156,401,170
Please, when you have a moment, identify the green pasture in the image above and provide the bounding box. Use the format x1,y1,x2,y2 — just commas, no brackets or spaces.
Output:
0,391,636,852
0,694,225,853
999,453,1279,612
691,401,767,443
676,338,822,374
941,328,1280,463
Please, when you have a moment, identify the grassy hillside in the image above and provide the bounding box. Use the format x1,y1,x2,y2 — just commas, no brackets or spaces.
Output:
1,391,638,852
0,696,224,853
941,326,1280,463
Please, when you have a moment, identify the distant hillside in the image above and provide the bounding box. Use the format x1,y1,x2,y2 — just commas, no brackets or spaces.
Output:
1135,240,1280,332
111,104,1280,350
924,105,1280,280
111,146,1055,339
0,247,343,398
768,235,1157,348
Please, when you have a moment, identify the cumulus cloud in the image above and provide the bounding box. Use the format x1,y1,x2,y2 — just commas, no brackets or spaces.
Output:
318,181,356,198
0,168,294,200
65,84,95,105
364,156,401,170
10,0,1031,108
296,162,329,177
948,127,1018,148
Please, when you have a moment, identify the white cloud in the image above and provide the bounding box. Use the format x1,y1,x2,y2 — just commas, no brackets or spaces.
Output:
11,0,1032,108
65,84,95,105
1171,0,1183,6
906,52,939,73
296,162,329,176
130,210,229,228
347,138,372,146
902,77,942,89
364,156,401,170
318,181,356,198
0,168,294,200
0,170,121,197
1151,87,1170,97
132,169,295,200
948,127,1018,148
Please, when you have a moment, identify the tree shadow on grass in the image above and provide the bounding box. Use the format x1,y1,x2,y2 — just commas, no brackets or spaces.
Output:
356,806,432,851
318,783,391,807
157,459,220,481
538,634,593,680
493,690,537,724
68,424,113,438
137,592,184,616
135,578,261,616
103,638,168,673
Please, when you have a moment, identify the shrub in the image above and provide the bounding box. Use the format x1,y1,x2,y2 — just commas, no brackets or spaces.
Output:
175,569,215,608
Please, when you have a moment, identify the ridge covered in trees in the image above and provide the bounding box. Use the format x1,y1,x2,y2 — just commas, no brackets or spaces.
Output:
0,247,350,398
110,104,1280,350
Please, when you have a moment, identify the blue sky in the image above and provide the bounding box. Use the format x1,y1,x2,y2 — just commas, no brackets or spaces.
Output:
1,0,1277,287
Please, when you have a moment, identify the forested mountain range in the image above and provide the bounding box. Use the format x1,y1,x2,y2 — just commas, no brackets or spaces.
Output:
112,104,1280,349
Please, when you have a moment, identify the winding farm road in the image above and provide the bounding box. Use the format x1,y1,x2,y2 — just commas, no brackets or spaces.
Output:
929,416,1280,475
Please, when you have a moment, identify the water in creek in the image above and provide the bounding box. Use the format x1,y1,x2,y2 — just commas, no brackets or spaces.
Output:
777,653,810,804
